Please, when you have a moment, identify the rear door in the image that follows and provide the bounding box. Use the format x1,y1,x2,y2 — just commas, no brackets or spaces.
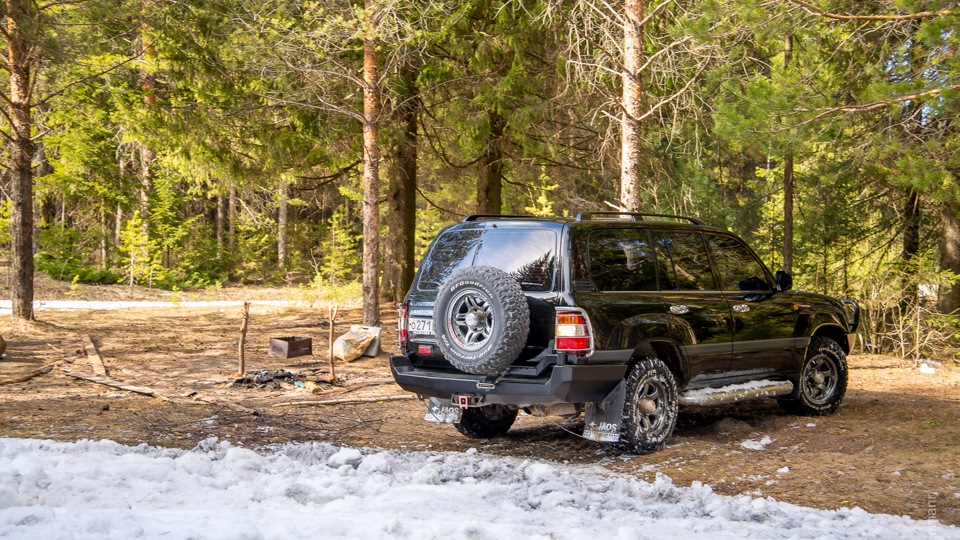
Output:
653,231,733,386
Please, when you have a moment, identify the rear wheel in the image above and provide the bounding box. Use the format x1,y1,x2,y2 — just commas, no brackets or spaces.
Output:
453,405,518,438
779,336,848,416
617,357,679,455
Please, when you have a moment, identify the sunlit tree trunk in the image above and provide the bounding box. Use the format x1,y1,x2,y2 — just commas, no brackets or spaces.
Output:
782,34,794,273
361,0,381,326
620,0,645,212
277,178,288,268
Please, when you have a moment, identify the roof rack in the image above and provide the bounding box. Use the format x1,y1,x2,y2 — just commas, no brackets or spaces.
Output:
575,212,704,225
461,214,534,222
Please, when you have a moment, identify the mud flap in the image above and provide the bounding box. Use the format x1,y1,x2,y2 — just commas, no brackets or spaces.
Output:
583,380,627,442
424,397,462,424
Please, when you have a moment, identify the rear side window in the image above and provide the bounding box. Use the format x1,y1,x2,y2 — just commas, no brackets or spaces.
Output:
587,229,658,291
418,228,557,292
655,232,718,291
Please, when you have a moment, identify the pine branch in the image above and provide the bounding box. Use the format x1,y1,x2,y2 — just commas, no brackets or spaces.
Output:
787,0,955,22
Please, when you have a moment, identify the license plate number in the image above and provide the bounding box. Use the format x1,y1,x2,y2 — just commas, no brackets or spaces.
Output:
409,317,435,335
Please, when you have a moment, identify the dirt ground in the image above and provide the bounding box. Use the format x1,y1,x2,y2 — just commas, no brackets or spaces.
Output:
1,277,958,527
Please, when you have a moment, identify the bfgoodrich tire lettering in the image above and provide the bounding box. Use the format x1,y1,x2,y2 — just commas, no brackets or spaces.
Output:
454,405,518,438
434,266,530,375
617,357,679,455
779,336,848,416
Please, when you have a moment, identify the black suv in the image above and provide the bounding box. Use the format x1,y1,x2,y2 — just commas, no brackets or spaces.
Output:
390,213,859,454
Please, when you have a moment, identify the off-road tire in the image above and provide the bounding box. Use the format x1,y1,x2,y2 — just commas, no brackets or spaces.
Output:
779,336,848,416
453,405,518,438
617,357,679,455
434,266,530,375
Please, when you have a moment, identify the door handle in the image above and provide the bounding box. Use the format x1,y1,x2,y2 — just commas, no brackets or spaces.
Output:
669,305,689,315
733,304,750,313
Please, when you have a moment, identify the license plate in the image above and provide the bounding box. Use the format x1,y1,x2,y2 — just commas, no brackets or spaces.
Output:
408,317,435,335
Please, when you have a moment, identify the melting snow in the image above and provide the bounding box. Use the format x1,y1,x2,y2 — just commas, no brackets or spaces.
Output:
739,436,773,450
1,438,957,539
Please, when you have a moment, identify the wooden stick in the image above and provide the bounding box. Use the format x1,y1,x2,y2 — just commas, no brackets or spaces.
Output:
63,371,170,401
273,395,415,407
327,302,339,380
82,336,108,377
238,301,251,374
0,364,55,386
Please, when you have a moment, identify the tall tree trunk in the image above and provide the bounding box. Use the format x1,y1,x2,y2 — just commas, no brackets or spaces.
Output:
216,193,226,259
361,0,381,326
6,0,36,321
620,0,645,212
782,34,794,273
939,199,960,315
783,152,794,272
477,111,504,215
138,5,155,240
228,185,237,255
277,178,288,268
100,206,108,268
383,64,418,302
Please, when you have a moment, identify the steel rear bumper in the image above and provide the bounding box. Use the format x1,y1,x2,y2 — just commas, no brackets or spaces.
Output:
390,355,627,405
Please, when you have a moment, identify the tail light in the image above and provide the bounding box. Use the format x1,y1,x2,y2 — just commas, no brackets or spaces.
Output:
397,304,409,349
555,307,594,355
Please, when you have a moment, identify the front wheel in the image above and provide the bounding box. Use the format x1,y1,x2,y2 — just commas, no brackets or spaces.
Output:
779,336,848,416
617,357,679,455
453,405,518,438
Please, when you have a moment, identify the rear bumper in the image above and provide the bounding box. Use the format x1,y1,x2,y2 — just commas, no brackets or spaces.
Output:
390,355,627,405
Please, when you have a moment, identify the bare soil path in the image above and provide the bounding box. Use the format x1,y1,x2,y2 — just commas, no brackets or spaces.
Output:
0,279,957,526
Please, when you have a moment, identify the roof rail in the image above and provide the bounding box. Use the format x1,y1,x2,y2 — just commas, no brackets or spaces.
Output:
461,214,533,222
575,212,704,225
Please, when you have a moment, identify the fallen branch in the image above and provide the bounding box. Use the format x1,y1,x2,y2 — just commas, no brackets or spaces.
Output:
64,370,169,401
273,395,416,407
0,363,55,386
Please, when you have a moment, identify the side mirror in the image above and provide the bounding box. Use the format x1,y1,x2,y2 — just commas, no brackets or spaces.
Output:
775,270,792,292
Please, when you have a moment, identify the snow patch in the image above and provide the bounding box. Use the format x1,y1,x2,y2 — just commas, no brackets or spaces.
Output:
740,436,773,450
0,438,957,539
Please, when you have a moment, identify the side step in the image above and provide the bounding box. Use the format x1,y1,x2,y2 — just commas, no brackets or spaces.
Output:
679,380,794,407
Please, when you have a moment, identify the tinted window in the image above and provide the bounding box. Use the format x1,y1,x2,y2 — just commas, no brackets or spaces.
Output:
417,229,482,290
474,230,557,291
587,229,658,291
655,232,717,291
708,235,771,292
418,228,556,292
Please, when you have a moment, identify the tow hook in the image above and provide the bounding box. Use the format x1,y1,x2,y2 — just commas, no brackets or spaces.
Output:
454,395,473,409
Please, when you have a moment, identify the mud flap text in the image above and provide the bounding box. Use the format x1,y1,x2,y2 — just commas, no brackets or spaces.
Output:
424,397,462,424
583,380,627,442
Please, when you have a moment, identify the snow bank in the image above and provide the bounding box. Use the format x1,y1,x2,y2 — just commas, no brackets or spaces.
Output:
0,439,955,539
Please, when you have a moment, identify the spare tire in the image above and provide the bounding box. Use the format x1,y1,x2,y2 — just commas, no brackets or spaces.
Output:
434,266,530,375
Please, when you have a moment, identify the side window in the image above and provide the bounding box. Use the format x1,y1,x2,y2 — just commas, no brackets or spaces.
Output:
587,229,658,291
708,235,771,292
655,232,717,291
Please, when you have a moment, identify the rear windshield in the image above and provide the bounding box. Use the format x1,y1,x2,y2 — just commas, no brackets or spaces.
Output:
417,228,557,292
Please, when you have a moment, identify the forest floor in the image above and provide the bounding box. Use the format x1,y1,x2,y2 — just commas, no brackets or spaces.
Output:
1,275,958,527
